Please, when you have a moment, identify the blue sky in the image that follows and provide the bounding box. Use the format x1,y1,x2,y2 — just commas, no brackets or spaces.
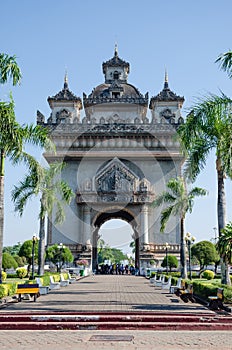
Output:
1,0,232,250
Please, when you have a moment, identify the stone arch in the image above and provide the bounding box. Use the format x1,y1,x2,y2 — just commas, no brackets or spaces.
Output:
92,207,140,272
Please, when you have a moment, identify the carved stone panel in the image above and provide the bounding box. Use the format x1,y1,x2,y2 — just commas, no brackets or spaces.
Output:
96,159,138,193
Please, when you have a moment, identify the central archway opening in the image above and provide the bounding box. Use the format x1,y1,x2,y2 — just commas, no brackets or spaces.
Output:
99,219,134,255
92,210,140,273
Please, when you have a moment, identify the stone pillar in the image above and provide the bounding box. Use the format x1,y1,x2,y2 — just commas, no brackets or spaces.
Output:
92,228,100,272
140,205,149,245
83,206,91,244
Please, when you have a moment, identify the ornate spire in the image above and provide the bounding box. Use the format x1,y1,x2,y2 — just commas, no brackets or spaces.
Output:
149,70,185,108
164,69,169,89
114,43,118,57
64,70,68,89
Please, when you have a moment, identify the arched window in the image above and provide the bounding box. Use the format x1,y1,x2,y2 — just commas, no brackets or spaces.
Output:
113,71,119,80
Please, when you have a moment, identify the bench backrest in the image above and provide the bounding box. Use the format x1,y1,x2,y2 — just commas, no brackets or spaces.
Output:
17,283,39,289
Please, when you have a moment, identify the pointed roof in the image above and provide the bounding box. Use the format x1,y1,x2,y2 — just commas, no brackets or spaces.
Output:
47,74,82,106
102,45,130,74
149,71,184,108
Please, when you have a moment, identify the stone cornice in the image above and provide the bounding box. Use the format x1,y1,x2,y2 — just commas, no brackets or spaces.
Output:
76,191,155,204
42,122,180,135
83,95,148,108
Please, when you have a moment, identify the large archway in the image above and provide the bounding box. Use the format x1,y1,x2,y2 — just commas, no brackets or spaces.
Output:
92,209,140,272
99,219,133,255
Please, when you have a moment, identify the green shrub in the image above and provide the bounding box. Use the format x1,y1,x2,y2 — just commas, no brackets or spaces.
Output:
1,271,7,281
5,273,17,278
224,286,232,303
0,283,17,298
202,270,215,280
2,252,18,270
7,283,17,296
0,285,8,298
62,272,69,280
150,272,156,278
193,281,218,299
41,275,50,286
51,274,60,282
16,267,27,279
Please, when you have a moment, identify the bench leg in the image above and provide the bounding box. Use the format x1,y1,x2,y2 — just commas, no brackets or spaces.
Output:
18,294,22,302
180,294,189,303
209,299,219,310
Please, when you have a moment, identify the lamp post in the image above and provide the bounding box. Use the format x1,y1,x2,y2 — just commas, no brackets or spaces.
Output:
185,232,195,280
165,242,169,273
31,235,38,280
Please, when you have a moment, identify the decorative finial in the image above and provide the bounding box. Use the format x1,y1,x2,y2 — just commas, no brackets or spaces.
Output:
164,68,169,89
64,70,68,89
114,43,118,57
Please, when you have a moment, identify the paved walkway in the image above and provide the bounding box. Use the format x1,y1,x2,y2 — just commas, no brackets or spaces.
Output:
0,274,231,349
0,274,211,313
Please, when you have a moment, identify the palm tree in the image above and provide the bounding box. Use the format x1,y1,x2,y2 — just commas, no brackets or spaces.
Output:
177,94,232,284
0,98,50,283
216,222,232,286
12,162,74,276
152,177,207,279
0,54,51,284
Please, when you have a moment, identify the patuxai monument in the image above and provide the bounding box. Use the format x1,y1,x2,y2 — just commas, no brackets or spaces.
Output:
37,46,185,272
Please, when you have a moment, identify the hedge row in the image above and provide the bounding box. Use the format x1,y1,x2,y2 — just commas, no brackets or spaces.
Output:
0,272,70,299
149,272,232,304
0,283,17,299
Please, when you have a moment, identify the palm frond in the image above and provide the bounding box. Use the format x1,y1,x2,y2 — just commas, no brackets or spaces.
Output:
152,192,175,208
22,124,55,152
160,206,174,232
188,187,208,198
0,53,22,85
183,138,212,181
215,51,232,79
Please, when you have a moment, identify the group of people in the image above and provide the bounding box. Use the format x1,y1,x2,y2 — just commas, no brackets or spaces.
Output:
95,263,136,275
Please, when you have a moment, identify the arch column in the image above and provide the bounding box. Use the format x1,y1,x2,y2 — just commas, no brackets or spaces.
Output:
83,206,91,244
140,204,149,245
92,228,100,272
132,230,140,271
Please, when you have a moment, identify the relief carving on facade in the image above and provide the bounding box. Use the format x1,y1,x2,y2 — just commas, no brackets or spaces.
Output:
56,109,72,124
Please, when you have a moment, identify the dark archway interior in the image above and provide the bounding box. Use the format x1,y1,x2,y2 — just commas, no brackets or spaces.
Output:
95,210,135,228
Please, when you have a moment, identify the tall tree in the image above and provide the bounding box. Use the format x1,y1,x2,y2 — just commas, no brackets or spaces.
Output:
152,177,207,279
0,53,51,284
0,98,50,284
177,94,232,284
12,162,74,276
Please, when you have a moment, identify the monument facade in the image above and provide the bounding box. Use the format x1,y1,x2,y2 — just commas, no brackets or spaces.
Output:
37,47,184,271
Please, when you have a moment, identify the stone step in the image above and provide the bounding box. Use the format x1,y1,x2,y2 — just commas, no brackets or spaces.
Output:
0,312,231,330
0,321,231,331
